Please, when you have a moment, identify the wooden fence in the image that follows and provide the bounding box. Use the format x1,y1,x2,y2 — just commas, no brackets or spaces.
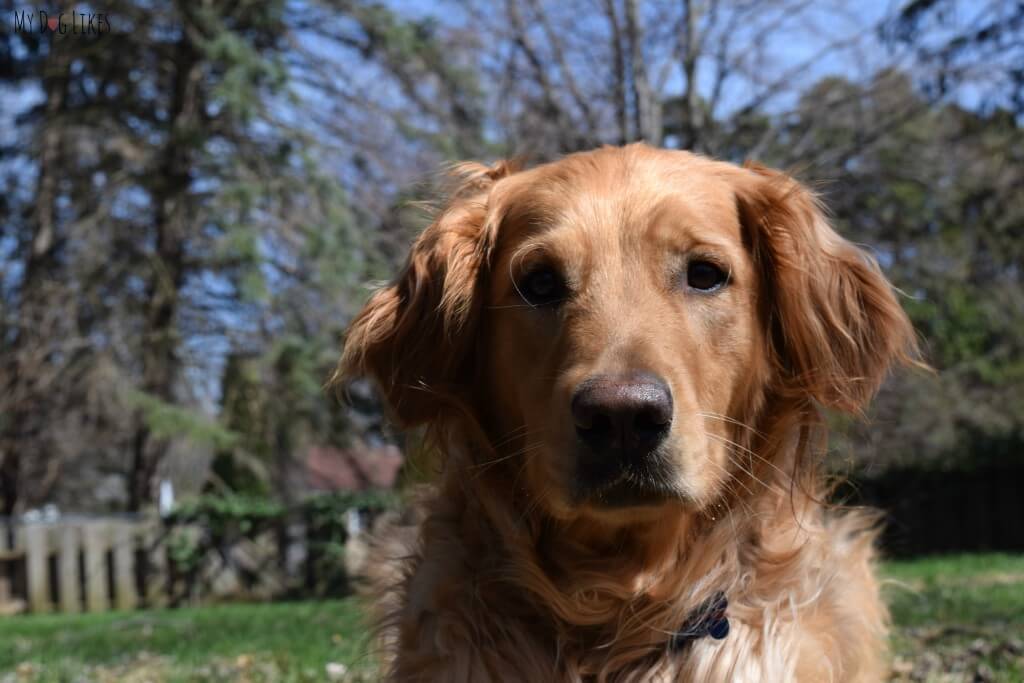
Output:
0,516,162,615
0,508,378,615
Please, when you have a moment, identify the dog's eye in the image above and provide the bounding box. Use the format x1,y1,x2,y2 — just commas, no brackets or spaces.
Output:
519,267,566,307
686,260,728,292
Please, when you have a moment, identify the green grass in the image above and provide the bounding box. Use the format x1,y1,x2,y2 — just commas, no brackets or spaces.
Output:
883,553,1024,682
0,599,374,682
885,553,1024,626
1,555,1021,681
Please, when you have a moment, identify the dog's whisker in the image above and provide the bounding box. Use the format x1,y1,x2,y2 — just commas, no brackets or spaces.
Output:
696,411,767,438
491,424,537,450
702,429,791,484
516,478,550,527
487,303,541,310
699,451,759,506
470,442,545,473
704,440,777,495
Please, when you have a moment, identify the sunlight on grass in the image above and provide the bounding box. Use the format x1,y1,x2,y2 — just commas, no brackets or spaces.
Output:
0,599,376,682
883,554,1024,682
1,555,1021,681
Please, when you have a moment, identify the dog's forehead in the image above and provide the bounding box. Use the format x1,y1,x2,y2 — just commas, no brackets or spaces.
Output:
497,152,742,248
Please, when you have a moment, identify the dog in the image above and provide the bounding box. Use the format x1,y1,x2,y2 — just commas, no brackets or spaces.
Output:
336,144,917,681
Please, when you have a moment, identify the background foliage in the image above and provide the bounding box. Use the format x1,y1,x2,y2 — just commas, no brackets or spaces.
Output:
1,0,1022,517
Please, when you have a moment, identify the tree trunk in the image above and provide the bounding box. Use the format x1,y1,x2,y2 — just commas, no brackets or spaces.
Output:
625,0,660,144
603,0,630,144
128,30,201,511
0,47,71,516
680,0,704,151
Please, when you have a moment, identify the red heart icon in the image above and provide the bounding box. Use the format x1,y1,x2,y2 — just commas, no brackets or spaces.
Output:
47,16,58,31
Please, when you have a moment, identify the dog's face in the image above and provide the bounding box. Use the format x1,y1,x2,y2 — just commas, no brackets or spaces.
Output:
339,145,914,525
481,155,765,518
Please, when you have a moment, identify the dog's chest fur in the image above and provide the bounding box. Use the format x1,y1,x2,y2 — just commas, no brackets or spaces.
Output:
377,495,887,682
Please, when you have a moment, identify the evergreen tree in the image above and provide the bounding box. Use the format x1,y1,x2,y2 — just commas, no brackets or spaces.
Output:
0,0,368,512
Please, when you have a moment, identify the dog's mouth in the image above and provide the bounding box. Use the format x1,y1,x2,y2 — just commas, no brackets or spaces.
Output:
588,475,678,507
573,452,681,508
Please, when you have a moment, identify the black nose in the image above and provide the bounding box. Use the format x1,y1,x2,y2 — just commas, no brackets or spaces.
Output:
571,374,673,459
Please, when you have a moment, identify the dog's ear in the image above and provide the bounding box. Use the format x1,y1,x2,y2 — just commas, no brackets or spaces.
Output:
733,163,919,413
334,160,519,427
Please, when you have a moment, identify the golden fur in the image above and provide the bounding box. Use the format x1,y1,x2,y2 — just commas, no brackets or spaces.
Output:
335,145,918,682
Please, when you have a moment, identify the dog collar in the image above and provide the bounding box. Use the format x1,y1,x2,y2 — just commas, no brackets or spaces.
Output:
669,591,730,651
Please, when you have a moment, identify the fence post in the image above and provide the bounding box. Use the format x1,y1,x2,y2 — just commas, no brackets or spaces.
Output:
58,524,81,613
25,523,50,613
83,522,110,612
113,522,137,611
0,526,10,605
142,520,167,607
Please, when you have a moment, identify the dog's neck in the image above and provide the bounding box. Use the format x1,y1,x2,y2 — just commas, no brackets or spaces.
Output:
450,460,759,609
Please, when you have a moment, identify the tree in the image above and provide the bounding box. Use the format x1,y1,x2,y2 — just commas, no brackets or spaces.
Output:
885,0,1024,116
1,13,109,514
769,72,1024,470
0,0,368,513
3,0,1022,514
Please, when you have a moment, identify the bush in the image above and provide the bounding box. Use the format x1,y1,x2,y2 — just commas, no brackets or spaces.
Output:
163,490,401,600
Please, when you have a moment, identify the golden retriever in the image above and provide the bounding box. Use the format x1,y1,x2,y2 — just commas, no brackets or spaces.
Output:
336,144,917,682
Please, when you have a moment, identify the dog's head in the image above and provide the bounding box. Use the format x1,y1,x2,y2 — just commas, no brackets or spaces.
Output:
338,145,916,524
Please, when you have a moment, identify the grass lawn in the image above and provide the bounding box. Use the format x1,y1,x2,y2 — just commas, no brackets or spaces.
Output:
885,553,1024,682
1,553,1021,682
0,600,374,682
